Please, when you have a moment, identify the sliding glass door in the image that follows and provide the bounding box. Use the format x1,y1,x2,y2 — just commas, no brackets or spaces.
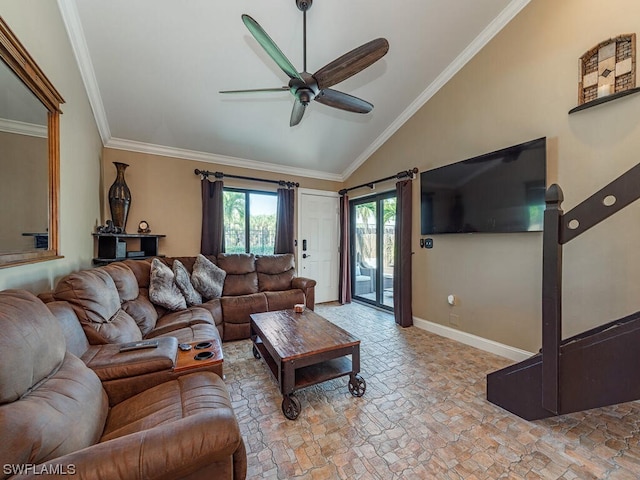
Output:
351,192,396,310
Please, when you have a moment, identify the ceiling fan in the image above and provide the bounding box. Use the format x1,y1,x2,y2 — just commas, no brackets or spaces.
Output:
220,0,389,127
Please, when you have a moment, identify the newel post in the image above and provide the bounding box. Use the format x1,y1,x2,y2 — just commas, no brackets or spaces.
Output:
542,184,564,414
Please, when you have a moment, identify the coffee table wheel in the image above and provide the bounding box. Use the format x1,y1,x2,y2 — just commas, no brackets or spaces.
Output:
252,345,261,359
282,395,301,420
348,374,366,397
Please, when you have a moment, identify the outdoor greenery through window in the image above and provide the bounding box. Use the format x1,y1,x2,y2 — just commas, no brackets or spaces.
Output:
223,189,277,255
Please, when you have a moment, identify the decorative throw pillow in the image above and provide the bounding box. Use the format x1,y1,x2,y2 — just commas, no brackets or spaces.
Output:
173,259,202,306
191,254,226,300
149,258,187,311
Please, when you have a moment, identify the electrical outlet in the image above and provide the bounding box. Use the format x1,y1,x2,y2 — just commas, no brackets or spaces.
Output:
449,313,460,327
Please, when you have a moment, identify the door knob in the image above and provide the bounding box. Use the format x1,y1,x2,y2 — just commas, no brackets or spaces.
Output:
302,253,311,258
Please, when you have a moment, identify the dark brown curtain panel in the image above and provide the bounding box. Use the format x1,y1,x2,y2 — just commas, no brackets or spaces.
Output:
274,188,295,254
338,194,352,304
394,179,413,327
200,179,224,256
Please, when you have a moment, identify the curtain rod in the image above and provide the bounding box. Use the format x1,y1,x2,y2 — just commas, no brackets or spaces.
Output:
194,169,299,188
338,168,418,195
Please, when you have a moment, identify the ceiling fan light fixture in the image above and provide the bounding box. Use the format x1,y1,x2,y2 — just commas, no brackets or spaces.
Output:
296,0,313,12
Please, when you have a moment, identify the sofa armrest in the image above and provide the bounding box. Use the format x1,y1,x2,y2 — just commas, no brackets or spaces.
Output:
82,337,178,381
14,411,245,480
81,337,178,405
292,277,316,311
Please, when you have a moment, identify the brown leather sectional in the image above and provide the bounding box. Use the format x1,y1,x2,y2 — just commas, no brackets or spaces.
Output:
0,290,246,480
45,253,315,345
0,253,315,479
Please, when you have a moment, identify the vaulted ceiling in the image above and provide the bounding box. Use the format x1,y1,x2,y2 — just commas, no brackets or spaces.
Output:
59,0,530,181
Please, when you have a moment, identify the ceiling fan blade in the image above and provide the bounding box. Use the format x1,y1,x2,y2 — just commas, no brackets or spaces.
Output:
220,86,289,94
242,14,303,81
313,38,389,90
290,101,306,127
315,89,373,114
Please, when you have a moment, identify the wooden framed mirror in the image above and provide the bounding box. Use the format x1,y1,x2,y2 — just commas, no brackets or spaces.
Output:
0,16,64,268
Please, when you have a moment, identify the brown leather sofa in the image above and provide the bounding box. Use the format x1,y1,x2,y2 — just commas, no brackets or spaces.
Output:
0,290,246,480
46,253,316,345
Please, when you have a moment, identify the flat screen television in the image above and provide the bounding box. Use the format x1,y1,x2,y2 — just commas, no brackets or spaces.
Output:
420,137,547,234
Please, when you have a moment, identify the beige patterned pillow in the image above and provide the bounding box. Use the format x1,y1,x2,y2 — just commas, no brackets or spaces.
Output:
149,258,187,310
173,259,202,306
192,254,226,300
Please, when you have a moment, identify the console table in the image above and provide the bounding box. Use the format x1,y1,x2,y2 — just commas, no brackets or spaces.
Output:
92,233,165,265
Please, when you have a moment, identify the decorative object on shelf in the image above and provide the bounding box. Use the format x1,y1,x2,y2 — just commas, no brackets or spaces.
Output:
108,162,131,232
138,220,150,233
578,34,636,105
96,219,123,234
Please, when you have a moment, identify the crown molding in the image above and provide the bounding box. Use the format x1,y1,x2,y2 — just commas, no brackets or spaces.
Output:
57,0,110,144
341,0,531,180
0,118,47,138
105,137,344,182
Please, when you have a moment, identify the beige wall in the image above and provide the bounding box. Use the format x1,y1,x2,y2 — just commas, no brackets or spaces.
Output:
348,0,640,352
0,1,102,291
102,148,342,257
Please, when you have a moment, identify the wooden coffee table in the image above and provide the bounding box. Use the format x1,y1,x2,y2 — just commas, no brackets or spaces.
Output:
250,309,365,420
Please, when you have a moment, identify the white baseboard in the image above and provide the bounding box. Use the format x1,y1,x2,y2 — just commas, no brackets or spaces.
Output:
412,317,534,362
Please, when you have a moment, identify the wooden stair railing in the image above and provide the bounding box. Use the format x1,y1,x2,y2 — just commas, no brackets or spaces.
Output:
542,162,640,415
488,161,640,419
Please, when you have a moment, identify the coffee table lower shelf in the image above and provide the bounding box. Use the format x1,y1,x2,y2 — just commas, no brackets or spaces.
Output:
251,336,366,420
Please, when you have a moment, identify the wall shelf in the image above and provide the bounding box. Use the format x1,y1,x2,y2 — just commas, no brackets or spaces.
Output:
92,233,165,265
569,87,640,114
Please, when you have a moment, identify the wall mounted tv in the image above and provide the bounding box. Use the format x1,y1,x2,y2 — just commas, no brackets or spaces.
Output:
420,137,547,234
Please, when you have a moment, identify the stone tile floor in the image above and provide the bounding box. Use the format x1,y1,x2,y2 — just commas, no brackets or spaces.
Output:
222,302,640,479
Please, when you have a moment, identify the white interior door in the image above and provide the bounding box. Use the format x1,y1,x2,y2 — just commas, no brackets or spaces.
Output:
297,189,339,304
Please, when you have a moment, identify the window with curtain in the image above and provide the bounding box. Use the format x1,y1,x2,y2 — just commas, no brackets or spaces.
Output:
223,188,277,254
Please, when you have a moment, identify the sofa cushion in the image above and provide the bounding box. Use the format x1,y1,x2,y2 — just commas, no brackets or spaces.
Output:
54,268,121,326
149,306,215,338
264,289,305,311
1,353,108,467
256,253,295,274
219,293,267,324
94,310,144,344
102,262,139,302
46,300,90,359
256,254,295,292
149,258,187,311
0,290,67,403
218,253,258,296
147,323,221,344
223,271,259,296
216,253,255,274
53,269,143,345
191,254,226,300
101,372,235,442
122,258,152,289
173,259,202,306
122,296,158,337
